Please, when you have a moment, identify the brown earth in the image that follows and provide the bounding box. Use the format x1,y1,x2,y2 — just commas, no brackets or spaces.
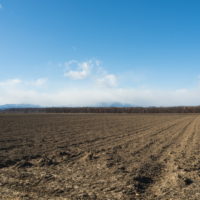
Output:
0,113,200,199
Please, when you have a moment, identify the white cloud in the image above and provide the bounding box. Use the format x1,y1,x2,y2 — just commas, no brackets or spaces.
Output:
96,74,118,87
63,59,118,88
0,4,3,9
64,60,92,80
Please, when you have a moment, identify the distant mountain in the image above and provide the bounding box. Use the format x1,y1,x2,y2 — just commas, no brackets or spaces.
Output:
96,102,137,107
0,104,40,110
0,103,138,110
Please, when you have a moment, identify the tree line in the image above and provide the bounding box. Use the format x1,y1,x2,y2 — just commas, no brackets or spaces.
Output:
2,106,200,113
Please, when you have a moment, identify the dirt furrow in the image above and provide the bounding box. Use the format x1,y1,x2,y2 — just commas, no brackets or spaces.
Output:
1,114,200,200
149,116,200,200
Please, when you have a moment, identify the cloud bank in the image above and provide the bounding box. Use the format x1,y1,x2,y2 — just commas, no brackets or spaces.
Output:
1,59,200,107
1,78,200,107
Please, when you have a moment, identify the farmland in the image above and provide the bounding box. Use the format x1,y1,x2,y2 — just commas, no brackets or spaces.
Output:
1,113,200,199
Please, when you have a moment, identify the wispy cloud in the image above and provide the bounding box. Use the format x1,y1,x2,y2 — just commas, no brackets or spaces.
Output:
64,60,92,80
96,74,118,87
0,78,48,89
0,79,22,87
29,78,48,87
0,3,3,9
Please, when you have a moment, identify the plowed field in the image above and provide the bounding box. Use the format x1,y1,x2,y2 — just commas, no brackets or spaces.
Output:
1,114,200,199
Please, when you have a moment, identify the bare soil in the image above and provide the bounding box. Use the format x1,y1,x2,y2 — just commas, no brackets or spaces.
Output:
1,113,200,199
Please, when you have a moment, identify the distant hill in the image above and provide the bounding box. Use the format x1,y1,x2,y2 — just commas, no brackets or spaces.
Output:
0,104,40,110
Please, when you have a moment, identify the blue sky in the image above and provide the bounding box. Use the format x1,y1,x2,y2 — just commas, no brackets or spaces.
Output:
1,0,200,106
